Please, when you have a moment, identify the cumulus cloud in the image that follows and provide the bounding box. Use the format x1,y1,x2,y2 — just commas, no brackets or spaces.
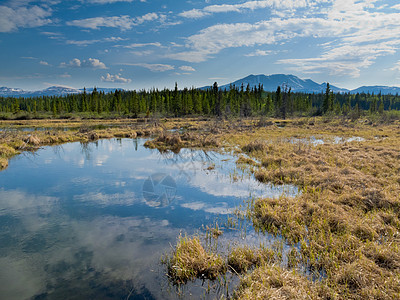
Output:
101,73,131,83
179,66,196,72
135,12,158,24
60,58,107,69
0,5,52,32
123,63,174,72
39,60,50,66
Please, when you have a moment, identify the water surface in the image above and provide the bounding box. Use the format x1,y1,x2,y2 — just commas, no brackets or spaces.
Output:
0,138,297,299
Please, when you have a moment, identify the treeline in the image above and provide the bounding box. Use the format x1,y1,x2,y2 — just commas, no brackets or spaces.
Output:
1,83,400,119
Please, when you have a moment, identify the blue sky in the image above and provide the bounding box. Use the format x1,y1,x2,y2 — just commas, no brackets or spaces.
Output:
1,0,400,90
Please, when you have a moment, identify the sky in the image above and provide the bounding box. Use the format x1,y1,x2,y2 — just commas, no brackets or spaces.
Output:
1,0,400,91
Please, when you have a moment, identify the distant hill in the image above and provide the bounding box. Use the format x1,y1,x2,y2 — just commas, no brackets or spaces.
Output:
201,74,400,95
0,86,124,97
350,86,400,95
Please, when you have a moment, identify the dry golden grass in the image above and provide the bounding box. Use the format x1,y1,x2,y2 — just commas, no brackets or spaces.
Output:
236,156,258,166
233,119,400,299
144,131,220,152
156,116,400,299
0,157,8,169
164,235,226,284
234,264,321,300
227,246,275,274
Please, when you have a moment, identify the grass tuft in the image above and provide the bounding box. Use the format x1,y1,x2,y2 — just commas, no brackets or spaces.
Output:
234,264,321,299
163,235,226,284
242,140,267,153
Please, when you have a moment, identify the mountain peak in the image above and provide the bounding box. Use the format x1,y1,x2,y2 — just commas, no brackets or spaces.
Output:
218,74,345,93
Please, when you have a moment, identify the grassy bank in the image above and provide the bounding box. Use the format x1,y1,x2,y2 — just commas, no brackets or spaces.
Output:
159,116,400,299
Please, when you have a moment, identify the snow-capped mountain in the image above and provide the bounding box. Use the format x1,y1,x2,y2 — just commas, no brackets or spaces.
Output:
203,74,400,95
0,86,124,97
215,74,348,93
0,87,27,97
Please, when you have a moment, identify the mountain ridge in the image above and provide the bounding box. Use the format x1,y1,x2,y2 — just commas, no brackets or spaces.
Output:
202,74,400,95
2,74,400,97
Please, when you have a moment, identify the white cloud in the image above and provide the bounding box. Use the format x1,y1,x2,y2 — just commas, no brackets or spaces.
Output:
66,15,134,30
167,18,332,62
60,58,107,69
179,66,196,72
390,61,400,72
60,58,81,68
103,36,127,42
67,13,159,30
66,39,100,46
135,12,158,24
171,0,400,77
179,9,210,19
129,50,154,56
245,49,272,57
278,40,399,77
85,0,134,3
120,42,162,48
66,36,127,46
178,0,310,19
101,73,131,83
82,58,107,69
40,31,62,39
123,63,174,72
0,5,52,32
39,60,49,66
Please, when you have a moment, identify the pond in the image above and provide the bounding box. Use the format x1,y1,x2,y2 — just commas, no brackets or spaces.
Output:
0,138,298,299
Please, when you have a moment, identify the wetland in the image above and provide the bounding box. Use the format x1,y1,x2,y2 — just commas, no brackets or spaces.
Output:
0,116,400,299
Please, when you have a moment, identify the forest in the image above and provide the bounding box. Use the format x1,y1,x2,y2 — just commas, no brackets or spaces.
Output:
1,82,400,119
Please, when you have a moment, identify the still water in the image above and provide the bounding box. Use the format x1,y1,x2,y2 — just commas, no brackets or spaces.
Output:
0,138,297,299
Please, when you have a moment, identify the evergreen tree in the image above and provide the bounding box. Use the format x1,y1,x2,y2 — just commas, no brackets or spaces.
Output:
322,83,331,113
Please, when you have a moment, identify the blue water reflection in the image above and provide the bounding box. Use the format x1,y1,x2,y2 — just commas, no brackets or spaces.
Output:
0,138,297,299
